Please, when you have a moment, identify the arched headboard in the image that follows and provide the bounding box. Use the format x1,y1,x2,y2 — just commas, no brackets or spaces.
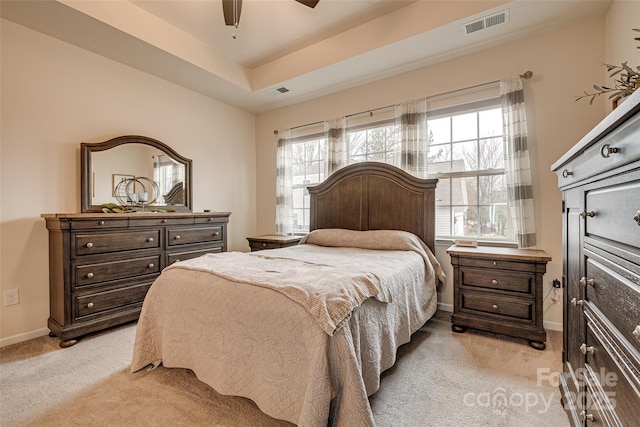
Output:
307,162,438,252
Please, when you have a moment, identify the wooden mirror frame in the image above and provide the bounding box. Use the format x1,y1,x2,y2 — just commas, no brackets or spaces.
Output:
81,135,193,213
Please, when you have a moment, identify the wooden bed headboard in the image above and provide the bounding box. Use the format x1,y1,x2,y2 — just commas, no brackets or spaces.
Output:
308,162,438,252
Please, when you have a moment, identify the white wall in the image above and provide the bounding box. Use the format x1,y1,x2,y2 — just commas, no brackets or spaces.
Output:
0,19,257,343
255,16,609,331
605,0,640,114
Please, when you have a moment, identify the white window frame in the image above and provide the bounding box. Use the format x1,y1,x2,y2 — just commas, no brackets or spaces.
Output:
282,97,516,245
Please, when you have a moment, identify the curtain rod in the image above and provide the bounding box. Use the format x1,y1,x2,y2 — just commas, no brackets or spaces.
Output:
274,71,533,136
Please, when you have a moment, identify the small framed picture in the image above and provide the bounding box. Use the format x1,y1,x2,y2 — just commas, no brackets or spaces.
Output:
112,174,134,197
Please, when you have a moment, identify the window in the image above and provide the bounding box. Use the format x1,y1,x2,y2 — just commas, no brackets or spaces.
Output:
282,97,514,244
290,137,326,233
427,100,511,241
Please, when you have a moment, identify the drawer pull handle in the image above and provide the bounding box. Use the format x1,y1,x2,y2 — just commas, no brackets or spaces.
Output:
600,143,619,158
491,279,498,285
98,220,105,226
634,211,640,226
633,325,640,342
148,263,154,269
214,231,220,236
162,219,168,223
86,242,94,248
579,277,595,287
86,272,94,279
579,343,595,355
580,411,594,422
87,302,95,309
493,261,497,266
174,259,180,263
580,210,595,218
561,169,572,178
491,304,499,310
175,235,181,240
147,237,154,242
262,243,267,247
570,298,584,307
208,218,214,222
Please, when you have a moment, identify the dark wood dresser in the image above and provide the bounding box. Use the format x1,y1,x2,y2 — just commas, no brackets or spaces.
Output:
42,211,230,347
552,90,640,426
246,234,302,251
448,245,551,350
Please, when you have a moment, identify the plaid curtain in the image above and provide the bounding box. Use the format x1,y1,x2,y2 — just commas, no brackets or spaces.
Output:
501,76,537,248
325,117,348,174
275,130,293,235
394,98,429,178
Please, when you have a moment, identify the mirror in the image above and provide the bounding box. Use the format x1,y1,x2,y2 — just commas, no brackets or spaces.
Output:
81,135,193,212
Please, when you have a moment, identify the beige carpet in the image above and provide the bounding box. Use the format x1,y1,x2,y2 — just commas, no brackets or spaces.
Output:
1,311,569,426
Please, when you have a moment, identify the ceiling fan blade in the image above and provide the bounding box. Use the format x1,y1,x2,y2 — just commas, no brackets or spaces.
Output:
222,0,242,26
295,0,319,8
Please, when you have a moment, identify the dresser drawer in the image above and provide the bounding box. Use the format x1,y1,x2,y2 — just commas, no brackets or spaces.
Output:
461,268,533,294
167,227,223,246
460,290,533,321
585,257,640,354
584,365,622,427
76,282,152,318
167,246,223,265
75,255,161,287
70,218,128,229
129,217,194,227
585,179,640,249
75,230,160,256
556,115,640,187
195,216,228,225
584,321,640,427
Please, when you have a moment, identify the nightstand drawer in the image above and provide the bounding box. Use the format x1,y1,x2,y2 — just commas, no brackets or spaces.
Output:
246,235,302,251
250,241,288,251
461,268,533,294
455,257,540,273
460,290,533,321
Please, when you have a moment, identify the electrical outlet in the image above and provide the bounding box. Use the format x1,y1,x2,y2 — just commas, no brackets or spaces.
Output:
3,289,20,306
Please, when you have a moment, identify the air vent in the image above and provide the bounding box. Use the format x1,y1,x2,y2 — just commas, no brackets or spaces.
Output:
268,86,291,97
463,9,509,35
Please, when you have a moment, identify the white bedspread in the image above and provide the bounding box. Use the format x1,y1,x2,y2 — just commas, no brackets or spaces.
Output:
131,229,443,426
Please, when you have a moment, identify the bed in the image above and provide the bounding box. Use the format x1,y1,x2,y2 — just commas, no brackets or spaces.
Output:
131,162,443,426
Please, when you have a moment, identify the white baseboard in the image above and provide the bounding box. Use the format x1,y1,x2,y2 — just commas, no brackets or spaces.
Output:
437,302,453,312
0,327,50,348
544,320,563,332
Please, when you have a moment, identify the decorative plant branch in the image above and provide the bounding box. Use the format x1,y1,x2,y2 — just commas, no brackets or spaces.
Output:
575,29,640,105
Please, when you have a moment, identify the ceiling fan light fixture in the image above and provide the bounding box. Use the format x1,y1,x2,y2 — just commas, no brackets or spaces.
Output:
222,0,242,27
221,0,319,39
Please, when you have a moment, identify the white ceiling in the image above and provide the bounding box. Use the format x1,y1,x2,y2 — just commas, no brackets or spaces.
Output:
1,0,611,113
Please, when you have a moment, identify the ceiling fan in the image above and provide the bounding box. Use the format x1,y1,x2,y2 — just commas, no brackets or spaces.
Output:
222,0,320,32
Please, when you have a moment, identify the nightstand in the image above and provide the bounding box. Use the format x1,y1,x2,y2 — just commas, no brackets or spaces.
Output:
447,245,551,350
246,234,302,251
